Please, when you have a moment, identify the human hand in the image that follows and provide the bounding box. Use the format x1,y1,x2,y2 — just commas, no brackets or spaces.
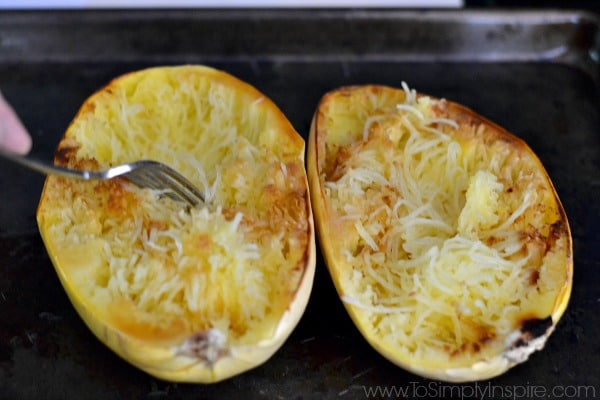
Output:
0,91,32,154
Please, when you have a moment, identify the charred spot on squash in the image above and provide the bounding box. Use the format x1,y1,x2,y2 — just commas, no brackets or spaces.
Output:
54,144,80,166
507,316,553,349
177,330,229,366
326,145,353,182
449,342,482,357
448,321,497,358
529,269,540,286
519,317,553,342
548,220,567,249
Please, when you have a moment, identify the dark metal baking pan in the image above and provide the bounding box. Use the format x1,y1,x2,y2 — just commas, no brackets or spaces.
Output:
0,9,598,400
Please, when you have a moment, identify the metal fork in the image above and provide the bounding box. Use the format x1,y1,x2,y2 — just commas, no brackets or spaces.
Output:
0,149,205,207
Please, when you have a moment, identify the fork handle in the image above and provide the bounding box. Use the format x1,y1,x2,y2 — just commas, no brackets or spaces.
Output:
0,148,108,180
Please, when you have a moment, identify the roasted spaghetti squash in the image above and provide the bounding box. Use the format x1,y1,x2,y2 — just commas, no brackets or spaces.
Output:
37,65,315,383
307,84,572,382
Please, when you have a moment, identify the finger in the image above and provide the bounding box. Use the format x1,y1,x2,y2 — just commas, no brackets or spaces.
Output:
0,91,32,154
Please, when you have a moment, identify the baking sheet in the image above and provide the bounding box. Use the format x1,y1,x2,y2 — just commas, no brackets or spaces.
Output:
0,9,598,399
0,0,464,9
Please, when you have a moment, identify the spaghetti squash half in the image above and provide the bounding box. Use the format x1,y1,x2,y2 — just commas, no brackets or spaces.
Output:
307,84,572,382
37,65,315,383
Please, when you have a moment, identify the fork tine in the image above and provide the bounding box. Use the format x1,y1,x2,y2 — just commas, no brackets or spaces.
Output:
138,169,197,205
125,168,167,191
126,169,194,205
155,164,206,206
126,161,205,207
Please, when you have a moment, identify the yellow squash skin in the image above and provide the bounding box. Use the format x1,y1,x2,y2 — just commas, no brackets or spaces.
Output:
308,85,572,382
37,65,316,383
